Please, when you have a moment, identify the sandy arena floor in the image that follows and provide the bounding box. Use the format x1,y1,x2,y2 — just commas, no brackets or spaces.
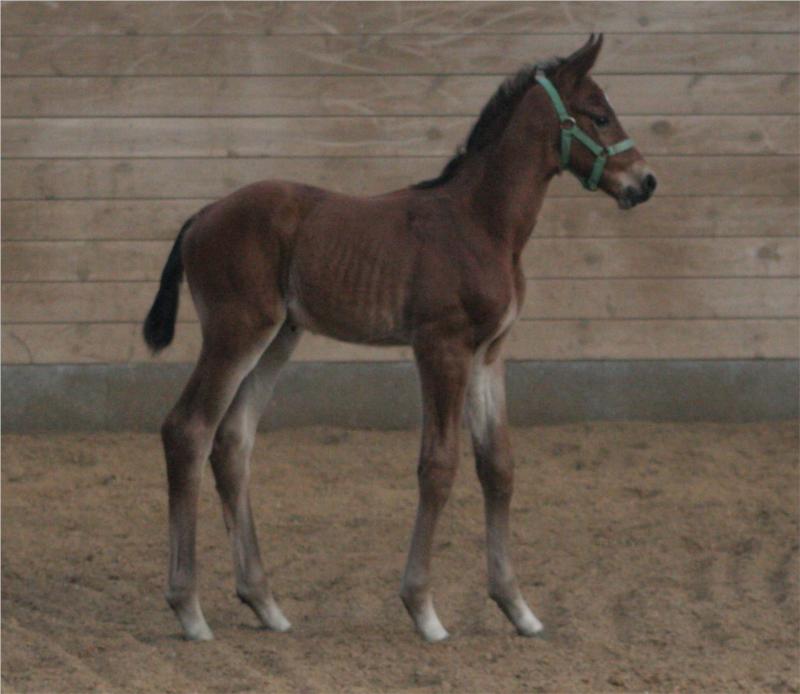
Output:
2,422,798,693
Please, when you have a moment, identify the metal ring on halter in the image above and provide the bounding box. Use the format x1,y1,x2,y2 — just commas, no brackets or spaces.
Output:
560,116,577,129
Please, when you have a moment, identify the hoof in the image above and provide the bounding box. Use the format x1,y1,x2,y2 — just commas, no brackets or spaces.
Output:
240,593,292,633
263,612,292,633
517,623,546,638
420,623,450,643
401,590,449,643
168,592,214,642
183,622,214,641
491,592,544,638
515,613,544,638
415,612,450,643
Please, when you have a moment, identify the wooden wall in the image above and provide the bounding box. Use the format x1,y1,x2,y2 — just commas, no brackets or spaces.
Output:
3,1,798,367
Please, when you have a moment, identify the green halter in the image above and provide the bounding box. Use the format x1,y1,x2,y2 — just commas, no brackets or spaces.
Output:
535,73,635,191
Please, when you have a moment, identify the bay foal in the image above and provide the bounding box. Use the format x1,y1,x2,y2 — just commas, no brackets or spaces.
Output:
144,35,656,642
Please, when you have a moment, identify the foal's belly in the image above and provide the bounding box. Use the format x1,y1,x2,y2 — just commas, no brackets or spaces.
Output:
285,263,411,346
286,290,410,345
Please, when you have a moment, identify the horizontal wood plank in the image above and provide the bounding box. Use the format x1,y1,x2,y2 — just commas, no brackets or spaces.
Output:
4,196,796,241
1,282,200,324
4,238,796,282
535,196,800,239
4,278,797,324
1,322,412,364
522,278,800,319
5,116,795,158
3,2,796,36
505,318,799,359
3,318,796,364
3,241,173,281
3,156,797,200
4,34,797,77
521,238,799,278
3,74,797,117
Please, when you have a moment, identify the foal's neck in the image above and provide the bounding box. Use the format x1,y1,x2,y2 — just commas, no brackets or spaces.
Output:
454,90,560,258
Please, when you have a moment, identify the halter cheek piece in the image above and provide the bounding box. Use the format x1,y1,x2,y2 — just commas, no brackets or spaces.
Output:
535,73,635,191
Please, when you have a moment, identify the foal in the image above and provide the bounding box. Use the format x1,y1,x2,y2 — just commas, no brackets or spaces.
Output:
144,35,656,642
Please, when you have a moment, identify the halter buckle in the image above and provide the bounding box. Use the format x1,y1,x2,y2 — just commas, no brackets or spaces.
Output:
560,116,577,130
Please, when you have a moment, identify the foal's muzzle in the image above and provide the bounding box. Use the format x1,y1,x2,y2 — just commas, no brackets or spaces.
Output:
617,172,657,209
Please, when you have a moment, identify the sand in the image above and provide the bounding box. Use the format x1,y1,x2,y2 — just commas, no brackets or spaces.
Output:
2,422,798,693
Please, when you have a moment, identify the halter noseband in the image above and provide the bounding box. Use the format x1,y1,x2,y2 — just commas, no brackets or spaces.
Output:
535,73,635,191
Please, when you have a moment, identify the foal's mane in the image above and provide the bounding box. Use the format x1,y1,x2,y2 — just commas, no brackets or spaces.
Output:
413,58,564,190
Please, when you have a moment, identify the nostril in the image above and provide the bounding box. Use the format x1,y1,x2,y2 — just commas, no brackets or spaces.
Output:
644,174,657,194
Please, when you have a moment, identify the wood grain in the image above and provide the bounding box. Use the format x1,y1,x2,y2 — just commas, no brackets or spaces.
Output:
4,238,796,282
4,278,796,324
3,319,796,364
4,74,797,117
4,197,796,241
3,2,796,36
5,116,796,158
3,156,797,200
4,34,797,77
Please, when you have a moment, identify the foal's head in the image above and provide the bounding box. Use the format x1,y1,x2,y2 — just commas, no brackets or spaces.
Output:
542,34,657,208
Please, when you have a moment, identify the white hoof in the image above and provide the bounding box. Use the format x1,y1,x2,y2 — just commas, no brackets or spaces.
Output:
509,600,544,637
418,613,450,643
515,610,544,637
493,594,544,637
169,594,214,641
262,606,292,633
238,590,292,633
184,620,214,641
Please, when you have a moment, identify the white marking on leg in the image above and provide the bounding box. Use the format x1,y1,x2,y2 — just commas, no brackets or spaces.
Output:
466,300,544,637
467,355,501,448
467,300,516,448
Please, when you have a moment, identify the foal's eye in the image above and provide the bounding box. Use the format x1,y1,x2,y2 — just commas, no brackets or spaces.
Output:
592,115,610,127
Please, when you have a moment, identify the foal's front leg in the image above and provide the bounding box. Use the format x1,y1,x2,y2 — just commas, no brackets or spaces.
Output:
467,353,543,636
401,336,470,642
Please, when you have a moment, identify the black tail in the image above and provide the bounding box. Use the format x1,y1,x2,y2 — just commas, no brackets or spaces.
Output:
143,218,192,353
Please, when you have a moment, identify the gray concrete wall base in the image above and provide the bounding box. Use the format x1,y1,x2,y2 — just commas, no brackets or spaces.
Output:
2,360,797,432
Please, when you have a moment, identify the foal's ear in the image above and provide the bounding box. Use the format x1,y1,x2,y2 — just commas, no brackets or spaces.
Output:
556,34,603,88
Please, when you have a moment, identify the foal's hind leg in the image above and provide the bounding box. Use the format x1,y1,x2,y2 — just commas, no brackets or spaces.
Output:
467,353,543,636
401,334,470,642
210,321,302,632
162,314,282,641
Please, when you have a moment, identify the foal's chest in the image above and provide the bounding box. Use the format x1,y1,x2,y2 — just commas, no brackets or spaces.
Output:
461,282,520,354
